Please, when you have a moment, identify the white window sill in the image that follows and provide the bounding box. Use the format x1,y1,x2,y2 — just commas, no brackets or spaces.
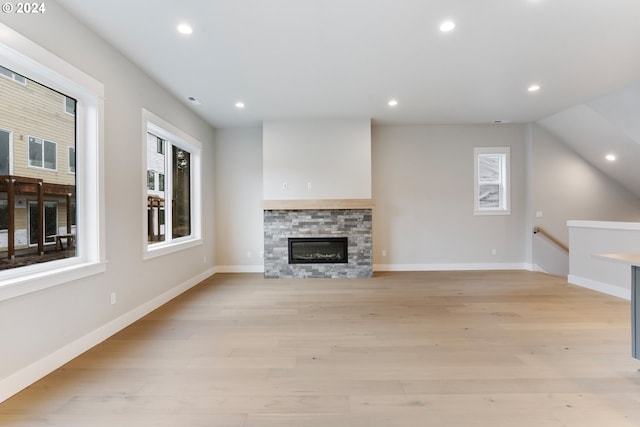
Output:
474,209,512,216
0,259,107,302
144,238,203,260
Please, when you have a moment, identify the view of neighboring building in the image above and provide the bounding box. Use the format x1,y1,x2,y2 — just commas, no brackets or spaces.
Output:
0,64,76,265
146,132,166,242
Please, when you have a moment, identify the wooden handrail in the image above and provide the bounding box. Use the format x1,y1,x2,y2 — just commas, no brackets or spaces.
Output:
533,226,569,253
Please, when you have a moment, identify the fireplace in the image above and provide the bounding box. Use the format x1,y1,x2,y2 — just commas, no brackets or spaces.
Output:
288,237,348,264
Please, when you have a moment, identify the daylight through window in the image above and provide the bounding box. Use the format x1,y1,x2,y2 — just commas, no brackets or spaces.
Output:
144,112,201,256
0,65,76,268
474,147,510,215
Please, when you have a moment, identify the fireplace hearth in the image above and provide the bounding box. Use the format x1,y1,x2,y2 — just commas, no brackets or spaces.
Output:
288,237,348,264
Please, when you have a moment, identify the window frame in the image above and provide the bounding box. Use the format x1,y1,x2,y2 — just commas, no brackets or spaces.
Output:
142,109,202,260
473,147,511,216
0,23,105,302
27,135,58,171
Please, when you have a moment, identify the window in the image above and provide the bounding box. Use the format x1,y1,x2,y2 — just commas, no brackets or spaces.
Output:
147,170,155,190
474,147,510,215
28,202,57,246
0,64,26,84
0,129,11,175
0,200,7,230
64,96,76,116
0,23,105,301
28,136,57,170
143,109,201,258
68,147,76,173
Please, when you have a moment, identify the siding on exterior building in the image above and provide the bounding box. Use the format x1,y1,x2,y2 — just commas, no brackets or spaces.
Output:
0,72,75,185
0,68,76,251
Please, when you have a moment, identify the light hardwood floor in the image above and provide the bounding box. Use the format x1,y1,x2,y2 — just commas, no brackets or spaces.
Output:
2,271,640,426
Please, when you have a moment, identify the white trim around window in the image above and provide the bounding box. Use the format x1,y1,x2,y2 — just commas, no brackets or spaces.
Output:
0,23,106,302
473,147,511,215
142,109,202,260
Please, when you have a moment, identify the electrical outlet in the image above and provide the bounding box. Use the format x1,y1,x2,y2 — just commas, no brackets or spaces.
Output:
382,249,387,257
307,182,312,190
282,182,288,190
536,211,543,218
491,249,497,256
110,292,116,305
247,251,252,259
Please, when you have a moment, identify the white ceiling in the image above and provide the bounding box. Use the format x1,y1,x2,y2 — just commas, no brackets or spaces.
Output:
57,0,640,198
57,0,640,129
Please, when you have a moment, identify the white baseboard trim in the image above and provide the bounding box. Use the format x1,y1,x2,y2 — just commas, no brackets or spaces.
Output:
215,265,265,273
568,274,630,300
373,262,529,272
0,267,216,404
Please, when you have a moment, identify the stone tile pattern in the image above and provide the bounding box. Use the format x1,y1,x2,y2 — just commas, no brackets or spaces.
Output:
264,209,373,278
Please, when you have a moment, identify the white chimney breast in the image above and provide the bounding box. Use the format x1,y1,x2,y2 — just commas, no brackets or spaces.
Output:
263,119,372,200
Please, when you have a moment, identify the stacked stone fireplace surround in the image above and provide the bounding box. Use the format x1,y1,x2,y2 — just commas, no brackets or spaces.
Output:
263,208,373,278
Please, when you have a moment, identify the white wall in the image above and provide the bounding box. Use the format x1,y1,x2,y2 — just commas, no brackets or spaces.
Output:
263,119,371,200
0,2,215,400
530,124,640,275
214,127,264,271
371,125,528,270
568,221,640,299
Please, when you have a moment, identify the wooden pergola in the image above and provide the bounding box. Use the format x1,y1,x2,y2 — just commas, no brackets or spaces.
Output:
0,175,75,261
147,195,165,242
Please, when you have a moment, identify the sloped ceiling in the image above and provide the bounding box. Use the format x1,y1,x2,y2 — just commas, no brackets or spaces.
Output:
538,82,640,198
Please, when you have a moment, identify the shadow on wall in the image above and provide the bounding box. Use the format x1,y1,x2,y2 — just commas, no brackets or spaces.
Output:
533,230,569,277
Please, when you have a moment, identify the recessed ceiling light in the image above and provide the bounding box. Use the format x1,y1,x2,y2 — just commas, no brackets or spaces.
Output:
235,102,245,109
528,84,541,92
177,23,193,35
606,154,616,161
439,21,456,32
388,99,398,107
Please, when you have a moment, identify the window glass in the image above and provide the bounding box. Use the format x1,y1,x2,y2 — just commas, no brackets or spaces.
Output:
64,96,76,115
0,200,7,230
28,137,43,167
144,111,201,256
147,170,155,190
29,202,57,245
44,140,56,170
0,129,9,175
0,65,26,84
474,147,510,215
68,147,76,173
172,147,191,238
1,63,76,269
